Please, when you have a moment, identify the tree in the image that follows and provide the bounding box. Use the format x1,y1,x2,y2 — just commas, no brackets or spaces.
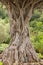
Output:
0,0,43,65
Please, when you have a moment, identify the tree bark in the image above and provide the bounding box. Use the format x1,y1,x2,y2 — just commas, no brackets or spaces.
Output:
0,0,43,65
1,3,40,65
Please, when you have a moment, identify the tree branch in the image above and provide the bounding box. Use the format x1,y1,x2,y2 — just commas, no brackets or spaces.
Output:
24,0,43,23
33,0,42,5
22,0,27,8
0,0,9,5
24,0,33,9
25,4,33,23
24,1,33,10
11,0,20,10
34,0,43,9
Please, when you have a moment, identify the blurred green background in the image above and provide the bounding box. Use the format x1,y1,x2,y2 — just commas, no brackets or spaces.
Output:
0,2,43,59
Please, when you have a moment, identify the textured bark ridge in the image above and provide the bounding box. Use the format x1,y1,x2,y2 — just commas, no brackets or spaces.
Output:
2,22,39,65
0,0,43,65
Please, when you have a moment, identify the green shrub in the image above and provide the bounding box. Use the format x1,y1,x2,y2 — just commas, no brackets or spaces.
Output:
0,19,10,43
0,43,8,52
0,62,3,65
38,53,43,59
30,9,43,54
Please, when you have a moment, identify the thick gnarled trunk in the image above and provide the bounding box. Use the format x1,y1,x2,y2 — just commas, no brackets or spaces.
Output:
2,7,39,65
0,0,43,65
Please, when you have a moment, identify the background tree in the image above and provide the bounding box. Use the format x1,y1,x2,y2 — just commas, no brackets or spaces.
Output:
0,0,43,65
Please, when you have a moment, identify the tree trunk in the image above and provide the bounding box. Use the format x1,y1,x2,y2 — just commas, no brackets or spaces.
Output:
1,2,40,65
